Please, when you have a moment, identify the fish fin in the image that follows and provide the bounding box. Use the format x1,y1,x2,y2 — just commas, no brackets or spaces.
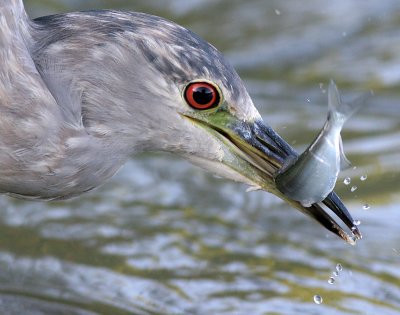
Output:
328,80,370,123
328,80,342,115
339,136,351,170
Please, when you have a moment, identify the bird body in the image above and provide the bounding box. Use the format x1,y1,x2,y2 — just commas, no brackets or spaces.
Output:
275,81,365,207
0,0,362,243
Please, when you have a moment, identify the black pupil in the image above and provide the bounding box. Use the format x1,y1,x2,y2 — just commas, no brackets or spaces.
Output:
193,86,213,105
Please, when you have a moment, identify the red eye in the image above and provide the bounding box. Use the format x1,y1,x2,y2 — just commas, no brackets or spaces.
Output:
184,82,220,110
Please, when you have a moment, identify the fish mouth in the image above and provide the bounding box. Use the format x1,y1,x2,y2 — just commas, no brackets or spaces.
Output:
182,110,362,244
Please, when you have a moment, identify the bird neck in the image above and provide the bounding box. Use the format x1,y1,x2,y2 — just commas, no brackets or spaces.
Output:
49,133,129,199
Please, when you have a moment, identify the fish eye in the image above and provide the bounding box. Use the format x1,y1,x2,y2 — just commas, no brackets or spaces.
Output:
184,81,221,110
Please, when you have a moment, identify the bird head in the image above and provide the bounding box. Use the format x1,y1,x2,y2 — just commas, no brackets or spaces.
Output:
117,13,360,244
34,11,361,243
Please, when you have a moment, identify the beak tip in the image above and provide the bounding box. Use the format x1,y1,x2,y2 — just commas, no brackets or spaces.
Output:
297,199,363,245
339,225,362,245
334,223,358,246
348,237,357,246
351,226,363,240
320,192,363,244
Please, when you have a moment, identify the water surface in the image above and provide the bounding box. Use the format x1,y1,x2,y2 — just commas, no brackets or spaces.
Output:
1,1,399,314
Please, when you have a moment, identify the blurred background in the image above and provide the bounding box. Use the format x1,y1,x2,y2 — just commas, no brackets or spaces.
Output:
1,0,399,314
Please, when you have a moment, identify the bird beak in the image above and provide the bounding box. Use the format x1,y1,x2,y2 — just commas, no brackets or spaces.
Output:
182,110,361,244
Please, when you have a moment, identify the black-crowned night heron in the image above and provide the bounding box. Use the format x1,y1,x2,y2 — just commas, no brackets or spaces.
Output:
0,0,361,243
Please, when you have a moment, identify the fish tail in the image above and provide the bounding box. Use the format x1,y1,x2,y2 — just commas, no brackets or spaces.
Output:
328,80,370,124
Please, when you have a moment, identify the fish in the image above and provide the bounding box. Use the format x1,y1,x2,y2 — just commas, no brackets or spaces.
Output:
275,80,368,207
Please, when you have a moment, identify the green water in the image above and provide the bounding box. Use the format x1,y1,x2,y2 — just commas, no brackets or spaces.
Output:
1,1,399,314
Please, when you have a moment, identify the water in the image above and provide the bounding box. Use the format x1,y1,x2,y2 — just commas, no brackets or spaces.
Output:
2,1,400,314
344,177,351,185
313,294,323,305
360,175,368,181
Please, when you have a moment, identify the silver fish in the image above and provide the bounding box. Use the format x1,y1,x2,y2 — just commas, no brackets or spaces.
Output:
275,81,367,207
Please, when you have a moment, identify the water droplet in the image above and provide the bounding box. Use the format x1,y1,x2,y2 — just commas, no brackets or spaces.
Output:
328,277,335,284
363,204,370,210
332,271,339,277
342,31,347,37
360,175,368,181
306,98,311,103
353,166,357,170
351,185,358,192
353,220,361,226
274,9,281,15
319,83,324,89
336,263,343,271
344,177,351,185
314,295,323,304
